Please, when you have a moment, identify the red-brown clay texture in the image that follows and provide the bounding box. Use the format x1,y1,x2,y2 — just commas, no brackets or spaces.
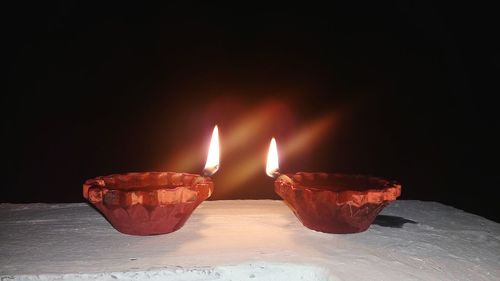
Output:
83,172,213,235
274,172,401,234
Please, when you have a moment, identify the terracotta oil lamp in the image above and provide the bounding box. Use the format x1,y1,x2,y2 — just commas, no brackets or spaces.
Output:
83,126,220,236
266,138,401,234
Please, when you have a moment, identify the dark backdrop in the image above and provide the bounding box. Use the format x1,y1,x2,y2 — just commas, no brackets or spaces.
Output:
4,2,499,222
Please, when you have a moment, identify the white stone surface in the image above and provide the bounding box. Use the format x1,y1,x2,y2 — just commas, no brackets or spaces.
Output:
0,200,499,281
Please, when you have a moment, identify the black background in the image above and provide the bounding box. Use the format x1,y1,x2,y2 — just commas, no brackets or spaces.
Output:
4,2,499,222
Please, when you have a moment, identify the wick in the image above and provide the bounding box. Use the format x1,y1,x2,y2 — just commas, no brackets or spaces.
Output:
275,173,293,184
271,171,291,182
271,171,281,179
202,165,219,177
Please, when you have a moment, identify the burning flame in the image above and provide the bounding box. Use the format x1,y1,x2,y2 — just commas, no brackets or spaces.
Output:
203,125,220,176
266,137,280,178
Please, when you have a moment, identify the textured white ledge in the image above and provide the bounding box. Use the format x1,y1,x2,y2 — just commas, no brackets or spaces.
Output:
1,200,499,281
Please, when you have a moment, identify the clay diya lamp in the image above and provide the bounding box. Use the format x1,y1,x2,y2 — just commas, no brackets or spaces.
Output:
83,126,220,236
266,138,401,234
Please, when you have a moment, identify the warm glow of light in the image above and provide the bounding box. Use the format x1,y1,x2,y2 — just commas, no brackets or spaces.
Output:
282,114,335,157
159,100,339,197
218,111,336,192
203,125,219,176
266,138,279,178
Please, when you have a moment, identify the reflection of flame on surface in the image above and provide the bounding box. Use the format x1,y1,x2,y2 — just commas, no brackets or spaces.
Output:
266,138,279,178
203,125,219,176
